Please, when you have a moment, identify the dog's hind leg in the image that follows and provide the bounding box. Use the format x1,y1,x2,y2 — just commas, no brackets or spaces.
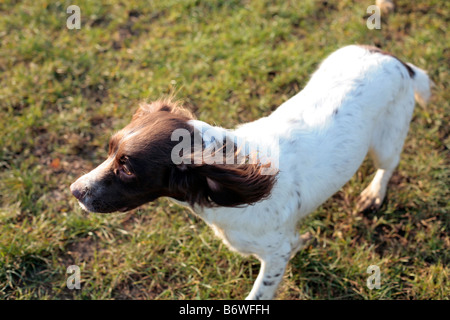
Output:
357,89,416,212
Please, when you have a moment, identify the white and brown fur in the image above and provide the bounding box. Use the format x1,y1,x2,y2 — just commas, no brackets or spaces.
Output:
71,45,431,299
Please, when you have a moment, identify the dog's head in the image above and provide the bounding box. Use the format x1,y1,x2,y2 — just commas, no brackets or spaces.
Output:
70,100,277,213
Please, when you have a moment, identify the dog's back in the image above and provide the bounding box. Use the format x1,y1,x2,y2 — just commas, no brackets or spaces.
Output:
232,45,431,218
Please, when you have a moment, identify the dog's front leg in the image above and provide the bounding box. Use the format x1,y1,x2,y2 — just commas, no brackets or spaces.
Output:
245,251,290,300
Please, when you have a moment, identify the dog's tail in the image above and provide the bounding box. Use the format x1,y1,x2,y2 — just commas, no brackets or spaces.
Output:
407,63,433,108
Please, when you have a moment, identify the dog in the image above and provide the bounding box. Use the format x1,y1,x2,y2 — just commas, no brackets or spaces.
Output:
70,45,431,299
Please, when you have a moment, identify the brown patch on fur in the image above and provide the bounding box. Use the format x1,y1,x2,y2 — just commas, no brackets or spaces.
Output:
359,45,415,78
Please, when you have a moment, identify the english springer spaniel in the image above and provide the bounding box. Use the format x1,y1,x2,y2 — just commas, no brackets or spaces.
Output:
70,45,431,299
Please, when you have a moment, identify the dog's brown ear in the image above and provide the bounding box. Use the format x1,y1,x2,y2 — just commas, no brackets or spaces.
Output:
199,163,277,207
170,162,277,207
133,99,194,120
168,120,278,207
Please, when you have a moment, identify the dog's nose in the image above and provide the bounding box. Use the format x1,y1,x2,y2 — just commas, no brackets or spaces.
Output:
70,182,87,200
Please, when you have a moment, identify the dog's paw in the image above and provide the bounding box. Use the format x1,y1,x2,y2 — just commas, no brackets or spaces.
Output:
356,187,385,213
290,232,312,258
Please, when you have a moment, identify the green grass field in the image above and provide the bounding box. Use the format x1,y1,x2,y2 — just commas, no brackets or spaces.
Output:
0,0,448,300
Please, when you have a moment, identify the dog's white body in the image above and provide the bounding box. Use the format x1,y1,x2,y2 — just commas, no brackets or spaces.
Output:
179,45,430,299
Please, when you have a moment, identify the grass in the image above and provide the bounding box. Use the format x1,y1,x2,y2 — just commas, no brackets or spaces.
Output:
0,0,448,300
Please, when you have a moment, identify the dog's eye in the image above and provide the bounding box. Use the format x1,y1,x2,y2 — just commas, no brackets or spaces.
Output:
116,156,133,177
122,165,133,176
119,156,128,164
